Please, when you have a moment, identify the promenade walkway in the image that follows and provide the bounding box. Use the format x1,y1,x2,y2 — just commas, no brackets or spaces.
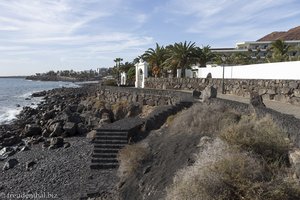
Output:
217,93,300,119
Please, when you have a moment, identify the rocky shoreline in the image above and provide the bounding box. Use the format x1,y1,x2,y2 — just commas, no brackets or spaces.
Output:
0,83,142,199
25,75,100,82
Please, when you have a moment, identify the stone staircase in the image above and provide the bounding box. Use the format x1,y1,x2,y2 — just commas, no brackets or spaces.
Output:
90,129,128,170
89,117,144,170
82,101,194,199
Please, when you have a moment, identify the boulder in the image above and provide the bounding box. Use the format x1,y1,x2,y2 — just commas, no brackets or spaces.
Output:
64,142,71,148
42,129,50,137
77,123,88,135
2,135,21,146
49,137,64,149
49,122,63,137
25,160,36,171
99,113,112,126
0,147,16,158
294,89,300,98
126,103,142,117
192,90,201,98
20,145,30,152
42,110,56,120
289,148,300,178
67,113,82,124
65,104,78,113
258,88,267,95
289,82,299,89
250,91,266,107
28,136,44,145
201,85,217,102
86,130,97,140
63,122,77,136
22,124,42,137
31,90,46,97
3,158,19,170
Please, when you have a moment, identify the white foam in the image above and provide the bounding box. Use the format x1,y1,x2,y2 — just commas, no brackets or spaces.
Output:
18,91,34,98
0,108,21,124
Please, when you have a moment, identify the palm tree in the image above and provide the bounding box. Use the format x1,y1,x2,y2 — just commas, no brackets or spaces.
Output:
164,41,196,77
143,43,167,77
270,40,290,62
194,45,215,67
113,58,123,83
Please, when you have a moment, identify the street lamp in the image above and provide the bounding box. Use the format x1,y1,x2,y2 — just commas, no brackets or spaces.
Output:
221,56,226,94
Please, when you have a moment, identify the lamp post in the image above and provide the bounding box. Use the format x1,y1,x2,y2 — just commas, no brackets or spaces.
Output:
221,56,226,94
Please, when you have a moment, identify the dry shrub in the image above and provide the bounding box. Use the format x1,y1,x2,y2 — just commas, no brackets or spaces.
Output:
166,114,176,126
220,115,289,164
166,139,300,200
166,139,264,200
169,103,241,136
112,101,129,120
117,142,150,178
93,100,106,110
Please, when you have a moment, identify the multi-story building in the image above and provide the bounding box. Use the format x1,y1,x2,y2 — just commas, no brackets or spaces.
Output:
212,40,300,59
212,26,300,59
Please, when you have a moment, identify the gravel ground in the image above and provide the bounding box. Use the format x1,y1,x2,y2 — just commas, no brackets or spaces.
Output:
0,137,118,200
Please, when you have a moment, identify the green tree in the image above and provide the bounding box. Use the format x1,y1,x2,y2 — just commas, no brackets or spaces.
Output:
230,52,251,65
120,62,134,73
113,58,123,82
164,41,196,77
194,45,215,67
270,40,291,62
143,43,167,77
127,66,136,84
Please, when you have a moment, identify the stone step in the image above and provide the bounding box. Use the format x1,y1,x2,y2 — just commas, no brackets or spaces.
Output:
90,163,118,170
92,153,117,159
96,131,128,137
97,129,129,132
93,140,128,145
94,144,126,149
91,158,118,163
95,135,127,140
94,148,119,154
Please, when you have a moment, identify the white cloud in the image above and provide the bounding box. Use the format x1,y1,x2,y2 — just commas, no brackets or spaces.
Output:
0,0,154,75
163,0,300,46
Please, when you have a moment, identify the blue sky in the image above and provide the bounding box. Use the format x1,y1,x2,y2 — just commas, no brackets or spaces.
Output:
1,0,300,76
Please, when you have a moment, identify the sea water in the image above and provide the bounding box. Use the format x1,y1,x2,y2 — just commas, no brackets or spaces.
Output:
0,78,79,125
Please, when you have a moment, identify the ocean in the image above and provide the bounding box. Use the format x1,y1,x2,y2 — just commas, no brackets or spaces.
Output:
0,78,79,125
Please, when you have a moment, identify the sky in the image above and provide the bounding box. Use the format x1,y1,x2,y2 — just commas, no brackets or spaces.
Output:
1,0,300,76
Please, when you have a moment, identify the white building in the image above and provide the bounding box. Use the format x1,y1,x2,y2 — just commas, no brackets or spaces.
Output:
212,40,300,59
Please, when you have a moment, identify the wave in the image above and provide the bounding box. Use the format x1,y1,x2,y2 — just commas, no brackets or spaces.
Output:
18,91,35,98
0,107,22,125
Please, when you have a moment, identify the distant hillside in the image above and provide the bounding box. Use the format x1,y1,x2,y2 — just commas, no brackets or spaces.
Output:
257,26,300,41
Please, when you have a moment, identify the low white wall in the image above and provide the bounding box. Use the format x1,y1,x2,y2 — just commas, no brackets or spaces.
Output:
198,61,300,80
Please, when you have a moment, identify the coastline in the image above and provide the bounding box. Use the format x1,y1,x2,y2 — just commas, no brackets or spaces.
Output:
0,83,138,199
25,75,101,82
0,78,82,125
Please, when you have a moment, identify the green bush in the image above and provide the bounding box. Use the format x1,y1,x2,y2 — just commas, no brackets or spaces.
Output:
103,79,117,86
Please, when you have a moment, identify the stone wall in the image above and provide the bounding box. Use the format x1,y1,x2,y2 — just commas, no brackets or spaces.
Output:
145,78,300,106
95,86,193,106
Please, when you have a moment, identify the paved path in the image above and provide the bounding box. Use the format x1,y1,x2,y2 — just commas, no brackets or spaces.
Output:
217,93,300,119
